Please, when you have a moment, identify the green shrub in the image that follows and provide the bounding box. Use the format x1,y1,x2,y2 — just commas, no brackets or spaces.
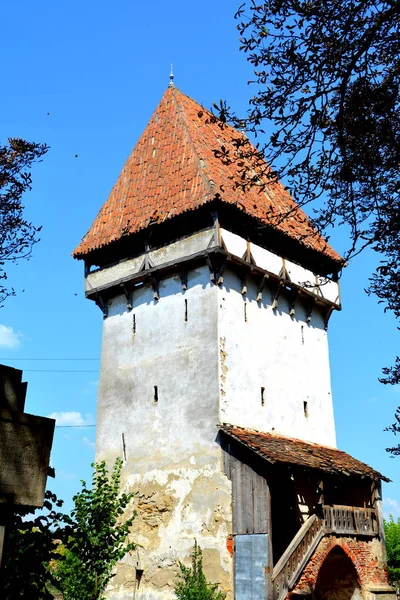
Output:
174,540,226,600
385,515,400,586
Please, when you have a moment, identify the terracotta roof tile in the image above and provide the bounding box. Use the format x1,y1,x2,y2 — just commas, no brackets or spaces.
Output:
73,87,341,263
220,424,388,482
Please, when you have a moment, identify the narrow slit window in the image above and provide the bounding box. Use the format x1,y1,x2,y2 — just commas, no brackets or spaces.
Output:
121,432,127,461
184,299,188,322
154,386,158,403
132,314,136,335
303,401,308,417
261,387,265,407
301,325,304,345
244,302,247,323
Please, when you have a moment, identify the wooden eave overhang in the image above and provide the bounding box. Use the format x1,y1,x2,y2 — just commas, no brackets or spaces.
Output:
219,424,389,482
84,243,341,318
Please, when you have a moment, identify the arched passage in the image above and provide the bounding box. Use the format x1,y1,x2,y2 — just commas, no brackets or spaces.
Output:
314,546,362,600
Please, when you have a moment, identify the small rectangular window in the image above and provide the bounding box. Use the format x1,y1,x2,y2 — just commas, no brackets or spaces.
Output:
154,386,159,403
261,387,265,407
303,401,308,417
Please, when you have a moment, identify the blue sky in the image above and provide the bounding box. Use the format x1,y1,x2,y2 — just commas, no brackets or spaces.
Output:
1,0,399,515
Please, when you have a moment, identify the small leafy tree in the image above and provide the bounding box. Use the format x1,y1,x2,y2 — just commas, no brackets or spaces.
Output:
174,540,226,600
54,458,136,600
384,516,400,587
1,491,68,600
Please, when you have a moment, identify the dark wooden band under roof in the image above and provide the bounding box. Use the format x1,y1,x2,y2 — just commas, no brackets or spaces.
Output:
219,424,389,482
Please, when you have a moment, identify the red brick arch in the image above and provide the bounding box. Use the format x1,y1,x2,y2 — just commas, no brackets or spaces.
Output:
293,535,389,595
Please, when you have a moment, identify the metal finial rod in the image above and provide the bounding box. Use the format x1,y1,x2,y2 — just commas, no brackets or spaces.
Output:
169,64,174,87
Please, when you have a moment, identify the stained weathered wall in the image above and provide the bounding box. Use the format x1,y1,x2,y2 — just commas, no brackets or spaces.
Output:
96,265,233,599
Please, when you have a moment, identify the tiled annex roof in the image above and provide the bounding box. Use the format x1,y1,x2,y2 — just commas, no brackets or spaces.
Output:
73,86,342,262
220,424,388,482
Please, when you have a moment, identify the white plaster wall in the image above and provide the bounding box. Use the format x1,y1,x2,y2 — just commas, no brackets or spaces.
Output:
217,267,336,447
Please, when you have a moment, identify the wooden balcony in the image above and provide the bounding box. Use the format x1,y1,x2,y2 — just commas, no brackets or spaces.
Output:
272,505,378,600
323,504,378,536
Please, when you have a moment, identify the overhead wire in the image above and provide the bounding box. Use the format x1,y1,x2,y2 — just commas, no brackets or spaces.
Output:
0,358,99,361
55,424,96,428
23,369,99,373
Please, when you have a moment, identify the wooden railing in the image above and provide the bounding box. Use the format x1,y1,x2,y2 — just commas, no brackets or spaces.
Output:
323,505,378,536
272,514,324,600
271,506,378,600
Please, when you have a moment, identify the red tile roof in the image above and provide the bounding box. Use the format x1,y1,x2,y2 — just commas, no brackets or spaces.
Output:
73,86,341,263
220,424,388,481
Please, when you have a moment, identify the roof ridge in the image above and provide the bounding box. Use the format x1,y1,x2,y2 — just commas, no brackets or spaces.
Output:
170,88,218,203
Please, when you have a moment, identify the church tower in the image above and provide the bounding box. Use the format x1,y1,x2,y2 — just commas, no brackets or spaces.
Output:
74,84,393,600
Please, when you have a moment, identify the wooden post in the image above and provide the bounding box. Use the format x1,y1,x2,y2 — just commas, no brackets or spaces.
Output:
0,524,5,569
375,481,386,559
266,481,273,600
318,480,324,506
211,211,221,247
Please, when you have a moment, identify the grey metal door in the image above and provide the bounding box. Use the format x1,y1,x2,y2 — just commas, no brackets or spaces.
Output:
234,533,268,599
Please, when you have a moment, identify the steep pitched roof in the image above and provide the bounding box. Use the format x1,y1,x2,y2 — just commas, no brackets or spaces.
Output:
73,86,341,263
220,424,388,482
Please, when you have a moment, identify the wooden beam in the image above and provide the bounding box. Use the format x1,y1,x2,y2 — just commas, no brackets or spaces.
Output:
266,481,273,600
211,211,222,247
0,524,5,570
375,481,386,554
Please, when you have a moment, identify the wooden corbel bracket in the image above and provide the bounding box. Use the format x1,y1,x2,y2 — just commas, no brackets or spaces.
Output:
256,274,269,302
149,275,160,301
120,283,133,310
179,271,188,292
324,306,335,331
287,288,300,317
206,253,226,286
271,281,285,311
305,299,316,324
95,294,108,318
